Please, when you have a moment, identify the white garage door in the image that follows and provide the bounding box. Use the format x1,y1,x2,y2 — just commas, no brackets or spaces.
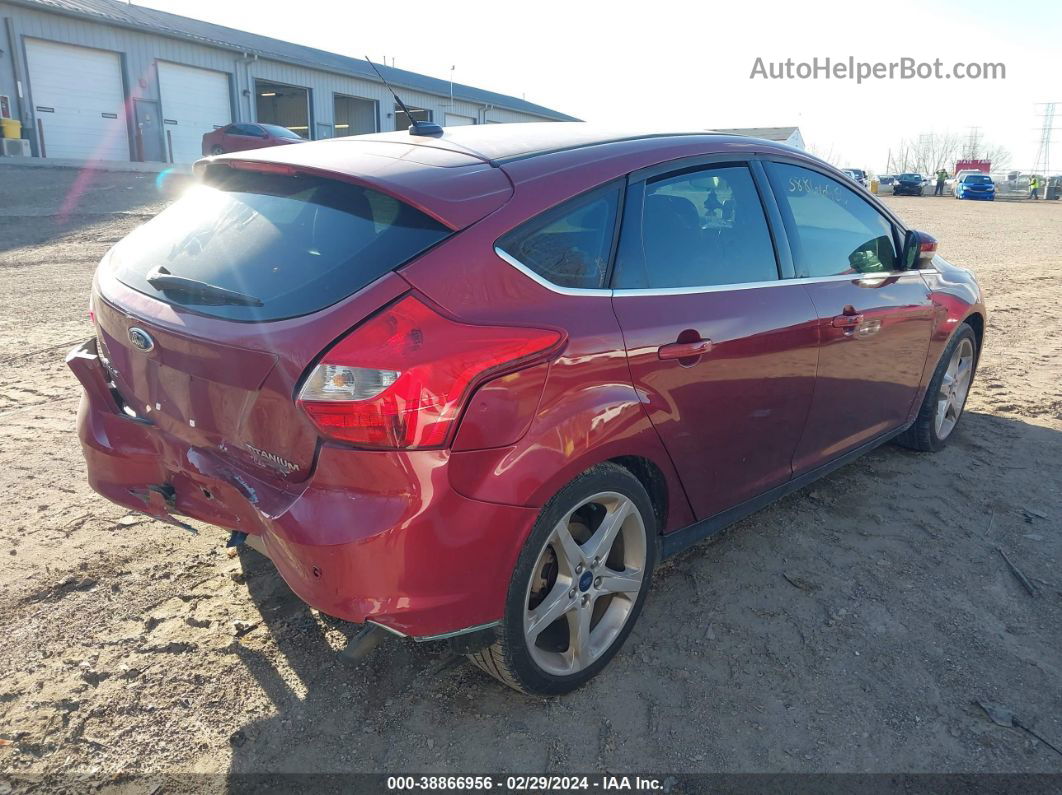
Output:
25,39,128,162
157,62,232,163
444,113,476,126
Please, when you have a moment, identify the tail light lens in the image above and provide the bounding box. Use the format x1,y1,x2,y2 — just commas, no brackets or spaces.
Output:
296,295,561,449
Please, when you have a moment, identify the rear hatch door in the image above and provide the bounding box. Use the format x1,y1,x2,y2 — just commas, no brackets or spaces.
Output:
94,145,511,485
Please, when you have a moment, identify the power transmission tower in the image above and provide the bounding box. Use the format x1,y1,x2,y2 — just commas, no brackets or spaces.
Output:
1033,103,1057,177
964,127,982,160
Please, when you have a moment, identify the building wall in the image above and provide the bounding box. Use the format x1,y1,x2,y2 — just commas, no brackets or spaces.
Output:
0,2,558,161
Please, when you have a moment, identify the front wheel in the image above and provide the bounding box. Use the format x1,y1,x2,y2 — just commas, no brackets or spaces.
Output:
210,145,224,155
468,463,656,694
897,324,978,452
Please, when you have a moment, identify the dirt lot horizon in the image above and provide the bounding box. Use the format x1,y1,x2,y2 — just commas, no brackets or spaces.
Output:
1,164,1060,784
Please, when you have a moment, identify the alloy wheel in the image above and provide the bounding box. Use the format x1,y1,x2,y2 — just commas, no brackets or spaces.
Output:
522,492,647,676
935,337,974,440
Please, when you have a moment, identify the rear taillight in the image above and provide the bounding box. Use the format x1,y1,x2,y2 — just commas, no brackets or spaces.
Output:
296,295,561,449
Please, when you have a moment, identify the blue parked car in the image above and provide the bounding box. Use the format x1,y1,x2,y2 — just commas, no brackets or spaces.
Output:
955,173,995,200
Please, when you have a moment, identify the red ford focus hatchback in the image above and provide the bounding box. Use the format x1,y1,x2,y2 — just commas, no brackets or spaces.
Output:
201,122,304,157
69,124,985,694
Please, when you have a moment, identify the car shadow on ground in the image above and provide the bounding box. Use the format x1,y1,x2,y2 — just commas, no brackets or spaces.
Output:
225,410,1062,778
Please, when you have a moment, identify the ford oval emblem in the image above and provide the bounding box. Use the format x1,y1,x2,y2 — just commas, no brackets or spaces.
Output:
128,327,155,352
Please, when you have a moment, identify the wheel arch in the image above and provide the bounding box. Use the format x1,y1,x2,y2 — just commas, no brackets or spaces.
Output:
608,455,670,533
447,382,696,534
962,311,985,361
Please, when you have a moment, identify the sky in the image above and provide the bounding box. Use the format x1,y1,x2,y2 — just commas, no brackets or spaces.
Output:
138,0,1062,173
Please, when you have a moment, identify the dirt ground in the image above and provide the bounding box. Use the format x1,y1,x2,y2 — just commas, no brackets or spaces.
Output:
0,164,1060,783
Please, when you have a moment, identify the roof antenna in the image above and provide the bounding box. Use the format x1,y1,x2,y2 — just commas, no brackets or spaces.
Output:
365,56,444,137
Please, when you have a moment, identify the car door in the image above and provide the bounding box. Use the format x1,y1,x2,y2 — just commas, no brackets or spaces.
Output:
763,161,934,472
610,160,820,521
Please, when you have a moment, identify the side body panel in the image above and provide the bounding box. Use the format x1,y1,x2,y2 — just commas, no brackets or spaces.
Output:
793,272,934,471
611,286,819,520
907,257,987,422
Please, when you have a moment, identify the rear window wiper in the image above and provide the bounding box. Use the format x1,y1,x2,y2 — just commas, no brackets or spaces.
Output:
146,267,264,307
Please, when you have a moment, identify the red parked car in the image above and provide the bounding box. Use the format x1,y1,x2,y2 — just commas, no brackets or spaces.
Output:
201,122,303,156
68,124,985,694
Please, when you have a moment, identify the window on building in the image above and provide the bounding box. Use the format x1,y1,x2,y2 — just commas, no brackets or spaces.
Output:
395,105,431,131
255,81,310,139
334,95,377,136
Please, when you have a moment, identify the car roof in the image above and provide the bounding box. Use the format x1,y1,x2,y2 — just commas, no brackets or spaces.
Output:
349,123,731,165
204,123,824,228
219,122,810,174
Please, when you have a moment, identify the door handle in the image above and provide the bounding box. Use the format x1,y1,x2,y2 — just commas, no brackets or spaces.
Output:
831,313,864,329
658,339,713,360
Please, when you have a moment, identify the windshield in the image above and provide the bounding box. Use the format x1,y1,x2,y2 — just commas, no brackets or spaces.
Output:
900,174,921,180
964,175,992,184
260,124,302,139
109,171,450,321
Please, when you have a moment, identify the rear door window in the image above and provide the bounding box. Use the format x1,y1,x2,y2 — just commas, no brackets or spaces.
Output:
108,169,450,321
497,184,620,290
613,164,779,289
766,162,899,276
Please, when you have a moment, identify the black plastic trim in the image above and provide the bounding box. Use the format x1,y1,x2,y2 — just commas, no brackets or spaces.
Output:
660,425,909,559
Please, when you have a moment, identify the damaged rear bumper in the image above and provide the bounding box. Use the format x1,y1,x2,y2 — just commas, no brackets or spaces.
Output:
67,338,536,640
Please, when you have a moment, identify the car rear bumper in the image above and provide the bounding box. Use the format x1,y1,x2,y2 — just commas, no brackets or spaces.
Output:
67,338,538,639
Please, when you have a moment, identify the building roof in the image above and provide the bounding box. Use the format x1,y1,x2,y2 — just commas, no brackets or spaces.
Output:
8,0,579,121
708,126,798,141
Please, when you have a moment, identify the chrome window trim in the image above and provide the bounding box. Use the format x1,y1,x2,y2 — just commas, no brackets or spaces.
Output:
612,270,924,298
494,246,613,297
495,246,927,298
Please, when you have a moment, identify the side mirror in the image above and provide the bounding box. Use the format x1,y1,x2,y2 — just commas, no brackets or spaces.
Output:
903,229,938,269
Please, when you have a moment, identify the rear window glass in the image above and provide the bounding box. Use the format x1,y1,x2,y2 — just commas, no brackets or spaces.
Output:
108,170,450,321
497,184,620,290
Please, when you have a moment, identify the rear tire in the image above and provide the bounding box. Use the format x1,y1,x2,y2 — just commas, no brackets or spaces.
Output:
210,145,224,155
897,324,978,452
467,463,657,695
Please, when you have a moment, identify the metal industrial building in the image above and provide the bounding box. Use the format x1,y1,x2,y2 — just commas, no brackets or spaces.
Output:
0,0,576,164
